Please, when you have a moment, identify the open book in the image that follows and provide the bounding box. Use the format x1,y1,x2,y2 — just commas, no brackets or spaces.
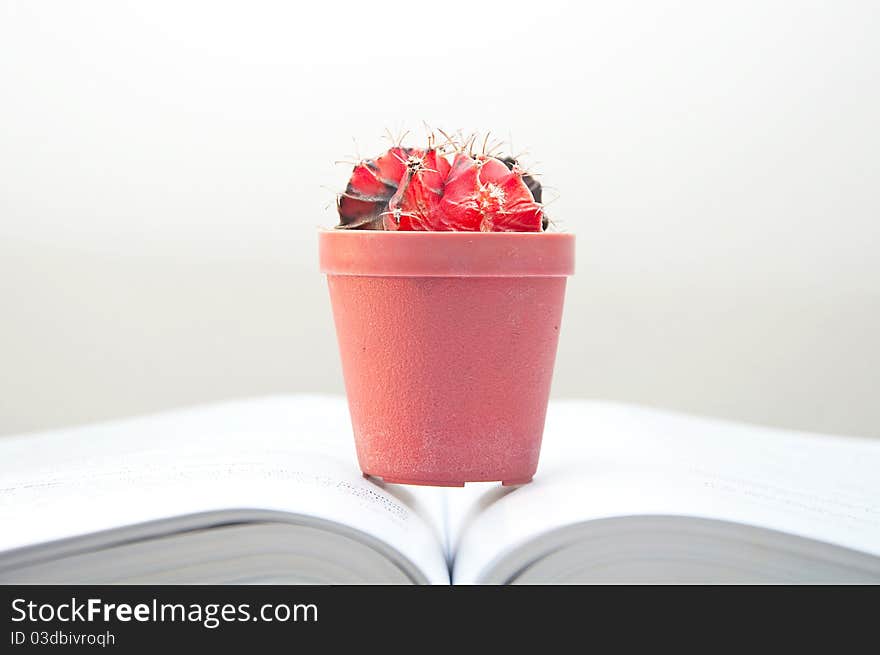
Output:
1,395,878,584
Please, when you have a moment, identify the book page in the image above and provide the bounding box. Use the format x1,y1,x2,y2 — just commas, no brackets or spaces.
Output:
0,395,449,584
452,400,880,583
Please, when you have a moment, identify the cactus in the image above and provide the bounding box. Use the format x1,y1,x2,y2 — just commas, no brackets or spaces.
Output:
336,134,545,232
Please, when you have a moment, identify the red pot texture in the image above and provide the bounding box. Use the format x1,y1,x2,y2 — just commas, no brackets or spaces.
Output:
319,230,575,486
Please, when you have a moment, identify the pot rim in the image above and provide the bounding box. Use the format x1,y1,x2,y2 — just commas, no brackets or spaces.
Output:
319,229,575,278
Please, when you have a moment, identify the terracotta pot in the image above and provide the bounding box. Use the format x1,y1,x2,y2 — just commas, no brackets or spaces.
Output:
319,230,575,486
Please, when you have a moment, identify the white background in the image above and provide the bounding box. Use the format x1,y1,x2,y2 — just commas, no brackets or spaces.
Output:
1,0,878,437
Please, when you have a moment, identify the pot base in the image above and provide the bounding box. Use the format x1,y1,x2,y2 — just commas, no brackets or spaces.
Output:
365,473,533,487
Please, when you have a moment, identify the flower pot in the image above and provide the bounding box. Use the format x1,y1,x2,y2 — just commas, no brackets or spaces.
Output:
319,230,575,486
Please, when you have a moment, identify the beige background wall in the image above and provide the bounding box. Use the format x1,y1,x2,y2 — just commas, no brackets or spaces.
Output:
2,1,878,437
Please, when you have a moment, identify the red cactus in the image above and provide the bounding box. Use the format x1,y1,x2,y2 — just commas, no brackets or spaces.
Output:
337,146,422,230
336,138,545,232
437,154,543,232
384,148,451,231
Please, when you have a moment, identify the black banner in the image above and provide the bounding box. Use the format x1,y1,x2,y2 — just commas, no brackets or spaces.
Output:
0,585,874,650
